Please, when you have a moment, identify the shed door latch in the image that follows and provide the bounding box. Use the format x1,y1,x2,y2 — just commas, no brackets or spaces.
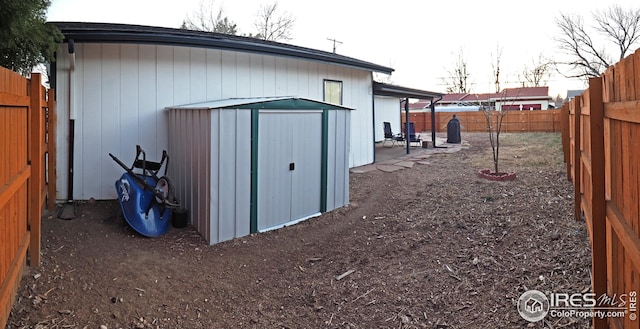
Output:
289,163,295,171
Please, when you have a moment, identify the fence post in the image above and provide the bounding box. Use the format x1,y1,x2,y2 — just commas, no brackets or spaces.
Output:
561,105,571,181
573,96,582,222
28,73,43,266
588,76,607,329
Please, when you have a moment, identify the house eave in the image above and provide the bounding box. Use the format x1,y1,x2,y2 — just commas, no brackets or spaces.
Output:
50,22,395,75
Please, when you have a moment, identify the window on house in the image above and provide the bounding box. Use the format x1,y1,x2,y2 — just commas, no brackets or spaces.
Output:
323,80,343,105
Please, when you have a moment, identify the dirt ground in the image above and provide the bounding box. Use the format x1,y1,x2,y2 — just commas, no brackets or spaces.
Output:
7,132,593,329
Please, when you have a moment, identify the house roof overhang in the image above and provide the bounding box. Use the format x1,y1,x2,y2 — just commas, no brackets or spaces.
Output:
166,96,354,111
373,81,443,100
50,22,394,75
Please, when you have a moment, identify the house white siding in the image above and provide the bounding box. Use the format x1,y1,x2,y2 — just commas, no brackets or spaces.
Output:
55,43,375,200
374,96,401,142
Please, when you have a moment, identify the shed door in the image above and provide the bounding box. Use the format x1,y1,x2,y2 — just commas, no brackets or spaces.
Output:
257,111,322,231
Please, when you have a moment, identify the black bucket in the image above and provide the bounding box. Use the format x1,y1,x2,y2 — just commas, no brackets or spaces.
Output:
171,208,189,228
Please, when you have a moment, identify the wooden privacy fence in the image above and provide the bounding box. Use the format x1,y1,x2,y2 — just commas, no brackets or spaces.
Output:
0,67,56,329
561,49,640,329
402,109,562,133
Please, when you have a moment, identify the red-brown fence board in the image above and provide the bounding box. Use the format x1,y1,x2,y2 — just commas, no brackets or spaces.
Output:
0,67,55,329
401,109,562,134
560,49,640,329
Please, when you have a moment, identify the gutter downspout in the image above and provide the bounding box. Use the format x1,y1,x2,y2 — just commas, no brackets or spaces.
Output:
371,74,376,163
67,39,75,202
404,98,409,155
431,95,442,148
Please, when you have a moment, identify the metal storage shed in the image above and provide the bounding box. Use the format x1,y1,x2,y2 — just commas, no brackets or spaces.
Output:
167,97,352,245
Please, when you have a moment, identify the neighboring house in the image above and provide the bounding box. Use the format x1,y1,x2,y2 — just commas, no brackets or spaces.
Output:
407,86,553,112
50,22,410,201
493,87,552,111
566,89,585,101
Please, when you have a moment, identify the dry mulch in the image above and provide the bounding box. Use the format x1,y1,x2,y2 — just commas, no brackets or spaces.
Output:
7,132,592,329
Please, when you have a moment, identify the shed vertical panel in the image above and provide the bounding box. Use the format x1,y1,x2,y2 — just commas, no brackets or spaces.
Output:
209,111,220,243
217,110,238,241
199,110,211,242
167,109,179,207
78,43,103,199
327,110,349,210
325,111,337,210
343,111,351,204
185,107,197,234
189,108,202,238
198,109,210,240
235,110,251,237
258,112,293,230
290,112,322,220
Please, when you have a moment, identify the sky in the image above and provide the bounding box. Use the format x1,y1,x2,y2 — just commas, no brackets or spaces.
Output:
47,0,640,99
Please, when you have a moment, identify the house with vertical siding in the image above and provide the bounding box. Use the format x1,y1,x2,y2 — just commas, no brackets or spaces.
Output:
50,22,400,201
49,22,441,243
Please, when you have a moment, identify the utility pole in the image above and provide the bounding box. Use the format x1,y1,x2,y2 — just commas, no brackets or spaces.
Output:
327,37,343,53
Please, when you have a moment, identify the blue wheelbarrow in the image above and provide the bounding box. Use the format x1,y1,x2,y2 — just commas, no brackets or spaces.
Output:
109,145,180,237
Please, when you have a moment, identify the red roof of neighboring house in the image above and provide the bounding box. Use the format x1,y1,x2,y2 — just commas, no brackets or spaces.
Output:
410,87,551,107
440,93,469,102
496,86,549,99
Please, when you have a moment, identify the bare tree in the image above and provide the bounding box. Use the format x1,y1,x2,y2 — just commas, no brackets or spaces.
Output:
490,44,503,93
554,5,640,79
519,54,551,87
481,89,523,174
444,48,471,93
253,1,295,42
181,0,238,34
482,108,509,174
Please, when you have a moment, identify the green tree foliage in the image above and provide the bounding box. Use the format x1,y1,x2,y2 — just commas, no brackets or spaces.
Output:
0,0,63,75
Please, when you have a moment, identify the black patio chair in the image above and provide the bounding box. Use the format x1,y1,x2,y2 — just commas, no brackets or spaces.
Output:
383,122,404,147
406,122,422,147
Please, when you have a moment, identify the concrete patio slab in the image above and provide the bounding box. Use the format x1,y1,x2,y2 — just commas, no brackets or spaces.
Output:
395,161,415,168
350,164,378,173
376,164,405,172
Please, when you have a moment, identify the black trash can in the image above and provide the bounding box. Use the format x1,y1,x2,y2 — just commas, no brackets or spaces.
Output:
447,115,461,144
172,208,189,228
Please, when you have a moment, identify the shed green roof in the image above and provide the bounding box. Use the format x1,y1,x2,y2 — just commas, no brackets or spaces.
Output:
166,97,354,111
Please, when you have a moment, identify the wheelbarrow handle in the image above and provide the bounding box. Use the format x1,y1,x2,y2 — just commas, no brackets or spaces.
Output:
109,153,131,172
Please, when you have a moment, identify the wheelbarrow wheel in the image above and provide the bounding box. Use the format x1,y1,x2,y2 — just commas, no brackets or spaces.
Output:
154,176,176,205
